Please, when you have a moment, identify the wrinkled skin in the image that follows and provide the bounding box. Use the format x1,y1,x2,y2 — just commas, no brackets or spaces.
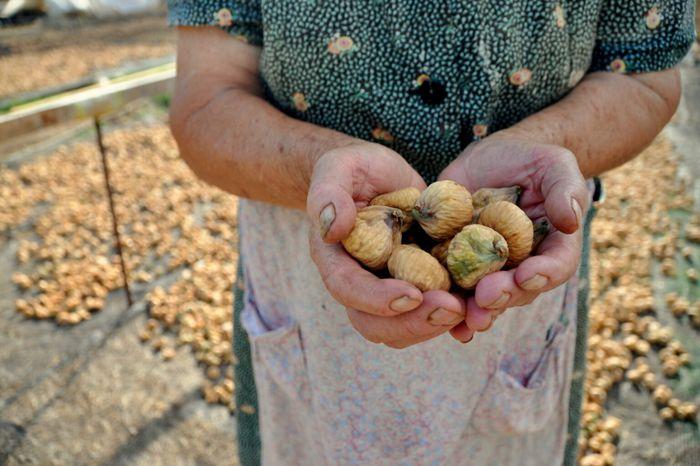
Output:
307,144,471,348
438,136,589,342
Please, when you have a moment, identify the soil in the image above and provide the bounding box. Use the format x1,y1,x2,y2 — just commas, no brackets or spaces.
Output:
0,109,237,466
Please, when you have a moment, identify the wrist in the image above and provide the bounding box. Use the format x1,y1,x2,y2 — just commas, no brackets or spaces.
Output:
485,126,577,173
455,130,580,184
489,121,564,148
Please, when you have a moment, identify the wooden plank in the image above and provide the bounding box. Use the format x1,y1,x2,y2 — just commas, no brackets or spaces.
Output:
0,65,175,142
0,55,175,112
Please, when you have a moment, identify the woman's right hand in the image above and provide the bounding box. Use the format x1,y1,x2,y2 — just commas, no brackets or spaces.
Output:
307,144,472,349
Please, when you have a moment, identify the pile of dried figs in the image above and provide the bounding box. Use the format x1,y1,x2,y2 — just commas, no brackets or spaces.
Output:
342,180,549,291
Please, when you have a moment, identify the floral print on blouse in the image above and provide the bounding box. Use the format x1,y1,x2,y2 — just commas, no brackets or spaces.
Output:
168,0,694,181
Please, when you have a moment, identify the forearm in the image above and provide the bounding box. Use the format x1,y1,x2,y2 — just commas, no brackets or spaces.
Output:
172,89,354,209
496,68,681,178
170,27,355,210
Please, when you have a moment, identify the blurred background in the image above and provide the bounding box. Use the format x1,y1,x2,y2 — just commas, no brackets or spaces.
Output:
0,2,699,465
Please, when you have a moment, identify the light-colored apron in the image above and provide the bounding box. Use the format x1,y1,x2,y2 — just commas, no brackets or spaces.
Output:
236,196,586,466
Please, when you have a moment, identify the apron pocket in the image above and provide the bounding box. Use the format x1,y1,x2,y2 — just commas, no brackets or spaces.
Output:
241,297,311,409
471,325,574,436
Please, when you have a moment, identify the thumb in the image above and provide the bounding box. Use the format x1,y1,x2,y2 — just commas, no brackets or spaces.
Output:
307,147,426,243
307,153,359,243
539,149,589,234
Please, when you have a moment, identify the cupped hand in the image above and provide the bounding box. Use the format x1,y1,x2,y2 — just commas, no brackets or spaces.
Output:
307,143,470,348
437,135,589,342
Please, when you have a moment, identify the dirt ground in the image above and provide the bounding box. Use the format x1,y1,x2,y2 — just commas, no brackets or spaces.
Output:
0,105,238,466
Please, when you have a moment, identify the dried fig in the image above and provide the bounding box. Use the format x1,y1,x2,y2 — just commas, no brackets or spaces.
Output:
342,206,404,270
532,217,551,252
413,180,473,240
472,186,522,221
430,239,452,265
388,245,450,291
477,201,533,266
371,188,421,211
472,186,522,210
370,187,421,231
447,224,508,289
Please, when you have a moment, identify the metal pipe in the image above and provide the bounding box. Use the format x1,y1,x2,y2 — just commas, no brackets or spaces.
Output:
94,117,133,307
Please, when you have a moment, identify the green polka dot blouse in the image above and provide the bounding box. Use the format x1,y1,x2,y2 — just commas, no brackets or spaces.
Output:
168,0,695,181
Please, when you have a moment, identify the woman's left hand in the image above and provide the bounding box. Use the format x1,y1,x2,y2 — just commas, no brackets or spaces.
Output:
437,134,590,342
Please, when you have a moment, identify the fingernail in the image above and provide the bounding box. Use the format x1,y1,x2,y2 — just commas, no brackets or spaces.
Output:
319,203,336,239
390,295,421,313
571,198,582,230
485,292,510,310
428,307,463,326
520,273,548,291
460,334,474,344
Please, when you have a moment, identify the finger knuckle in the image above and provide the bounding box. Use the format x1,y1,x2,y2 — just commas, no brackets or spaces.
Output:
321,266,350,299
553,146,576,164
306,182,323,201
347,317,382,344
400,319,425,339
367,282,393,316
318,264,336,287
535,145,570,166
323,149,358,175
